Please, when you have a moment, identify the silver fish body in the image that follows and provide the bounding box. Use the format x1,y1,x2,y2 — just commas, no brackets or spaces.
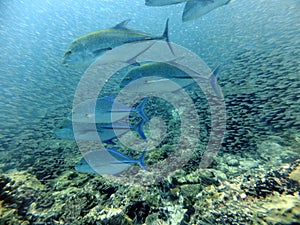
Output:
54,119,131,143
120,62,196,93
62,20,169,67
75,149,146,175
183,0,231,22
71,97,148,124
145,0,186,6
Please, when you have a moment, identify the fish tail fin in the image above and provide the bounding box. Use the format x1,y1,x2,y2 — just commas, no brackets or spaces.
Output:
212,65,221,78
124,42,156,66
136,98,149,122
133,120,147,140
209,65,222,98
162,18,175,55
137,150,148,170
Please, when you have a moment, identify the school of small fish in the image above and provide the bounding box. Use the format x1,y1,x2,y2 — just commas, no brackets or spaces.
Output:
57,1,227,176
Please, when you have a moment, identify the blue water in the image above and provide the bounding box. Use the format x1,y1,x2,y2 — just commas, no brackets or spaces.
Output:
1,0,300,223
1,0,299,130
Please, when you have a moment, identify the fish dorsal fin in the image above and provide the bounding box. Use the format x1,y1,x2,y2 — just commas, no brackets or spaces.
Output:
114,19,131,30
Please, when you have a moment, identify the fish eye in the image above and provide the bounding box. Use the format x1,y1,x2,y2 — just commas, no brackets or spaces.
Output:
59,126,63,129
85,113,91,118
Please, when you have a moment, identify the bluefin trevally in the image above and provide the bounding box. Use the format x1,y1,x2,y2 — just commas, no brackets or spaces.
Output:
145,0,232,22
120,62,197,93
75,149,147,175
62,19,171,67
71,96,149,124
145,0,186,6
54,119,147,143
182,0,232,22
121,62,223,97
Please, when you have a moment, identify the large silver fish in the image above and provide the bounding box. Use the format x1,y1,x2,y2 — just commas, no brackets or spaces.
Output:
120,62,197,93
120,62,223,97
145,0,232,22
145,0,186,6
182,0,232,22
62,19,170,67
70,96,149,124
75,149,147,175
54,119,147,143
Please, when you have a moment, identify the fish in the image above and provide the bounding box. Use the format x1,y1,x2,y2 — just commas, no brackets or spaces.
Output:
120,62,197,93
209,65,223,98
144,0,232,22
121,62,223,97
182,0,232,22
62,19,171,67
145,0,186,6
71,96,149,124
75,148,147,175
54,118,147,143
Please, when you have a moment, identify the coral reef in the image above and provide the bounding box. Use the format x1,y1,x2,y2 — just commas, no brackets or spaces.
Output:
1,158,299,224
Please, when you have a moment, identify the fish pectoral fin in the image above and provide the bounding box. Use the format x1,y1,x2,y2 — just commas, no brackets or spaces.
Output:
93,47,112,56
123,36,153,44
114,19,131,30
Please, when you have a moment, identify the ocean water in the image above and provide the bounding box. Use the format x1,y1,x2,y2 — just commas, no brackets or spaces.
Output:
1,0,300,224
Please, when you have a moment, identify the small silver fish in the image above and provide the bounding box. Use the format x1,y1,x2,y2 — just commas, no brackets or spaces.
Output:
209,65,223,98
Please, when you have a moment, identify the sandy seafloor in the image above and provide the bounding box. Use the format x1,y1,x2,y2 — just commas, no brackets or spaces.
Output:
1,0,300,224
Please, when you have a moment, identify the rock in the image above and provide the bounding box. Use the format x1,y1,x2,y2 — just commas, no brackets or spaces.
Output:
258,194,300,224
226,158,240,167
239,193,247,200
180,184,202,204
289,164,300,183
198,169,227,186
99,208,133,225
239,160,259,169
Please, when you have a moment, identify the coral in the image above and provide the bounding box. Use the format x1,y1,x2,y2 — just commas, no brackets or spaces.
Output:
0,159,300,224
257,194,300,225
0,171,46,224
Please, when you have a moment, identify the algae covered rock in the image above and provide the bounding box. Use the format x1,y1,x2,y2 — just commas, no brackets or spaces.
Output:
99,208,133,225
0,171,46,224
257,194,300,225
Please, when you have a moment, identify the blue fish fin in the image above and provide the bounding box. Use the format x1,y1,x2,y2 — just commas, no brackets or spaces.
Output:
137,150,148,170
107,148,132,161
132,120,147,140
209,65,222,98
103,139,115,145
136,98,149,122
114,19,130,30
162,18,175,55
